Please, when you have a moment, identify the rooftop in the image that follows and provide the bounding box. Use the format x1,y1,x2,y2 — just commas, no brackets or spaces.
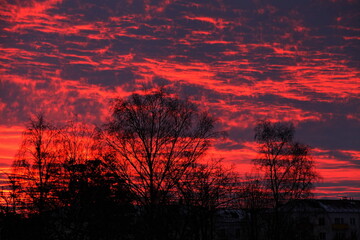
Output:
283,199,360,213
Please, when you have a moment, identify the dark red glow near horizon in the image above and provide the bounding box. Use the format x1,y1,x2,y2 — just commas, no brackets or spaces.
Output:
0,0,359,199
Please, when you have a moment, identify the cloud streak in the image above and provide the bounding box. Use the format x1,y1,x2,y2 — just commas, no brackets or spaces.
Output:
0,0,359,198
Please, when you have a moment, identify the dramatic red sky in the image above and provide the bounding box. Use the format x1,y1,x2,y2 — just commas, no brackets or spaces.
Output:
0,0,359,199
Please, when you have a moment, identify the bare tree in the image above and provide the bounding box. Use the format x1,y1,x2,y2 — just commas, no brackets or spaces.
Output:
55,120,101,207
253,120,320,240
103,89,219,239
0,172,23,216
59,120,100,166
177,159,238,240
254,120,319,207
240,174,268,210
12,114,61,215
104,89,218,205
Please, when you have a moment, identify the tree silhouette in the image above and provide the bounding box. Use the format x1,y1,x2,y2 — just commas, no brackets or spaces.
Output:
253,120,320,240
7,114,63,239
104,89,219,204
0,93,323,240
51,121,134,240
103,89,220,239
59,121,99,165
254,120,319,207
12,114,61,215
54,159,134,240
2,93,231,240
177,159,238,240
0,172,22,216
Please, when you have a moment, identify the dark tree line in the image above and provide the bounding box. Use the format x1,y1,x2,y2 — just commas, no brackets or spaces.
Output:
0,89,320,240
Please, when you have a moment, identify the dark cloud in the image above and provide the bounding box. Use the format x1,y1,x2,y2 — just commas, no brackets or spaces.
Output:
297,116,360,150
87,68,137,87
317,180,360,188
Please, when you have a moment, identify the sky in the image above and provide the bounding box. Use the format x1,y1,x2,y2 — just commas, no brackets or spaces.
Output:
0,0,359,199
